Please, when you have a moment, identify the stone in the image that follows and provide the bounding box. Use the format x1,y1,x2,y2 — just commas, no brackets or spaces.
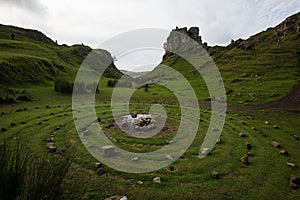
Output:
48,145,57,153
251,127,256,130
1,128,7,132
131,113,137,118
241,121,246,125
247,151,254,156
166,154,174,160
23,108,28,111
212,127,218,132
81,130,91,136
153,177,161,184
102,145,115,157
286,162,297,169
97,167,105,175
291,135,299,140
279,150,289,156
137,180,144,185
166,140,174,145
240,156,249,165
104,195,123,200
95,162,102,168
46,105,50,108
239,132,246,137
290,183,298,190
200,148,211,156
46,138,53,142
55,148,64,154
216,137,222,144
36,122,41,125
273,125,279,129
229,117,233,120
212,171,219,179
10,122,16,127
131,157,139,162
272,141,281,148
290,175,299,185
245,142,252,150
265,121,269,125
35,106,39,109
21,121,26,124
246,116,252,120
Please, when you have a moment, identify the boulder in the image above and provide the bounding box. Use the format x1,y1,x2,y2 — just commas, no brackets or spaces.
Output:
153,177,161,184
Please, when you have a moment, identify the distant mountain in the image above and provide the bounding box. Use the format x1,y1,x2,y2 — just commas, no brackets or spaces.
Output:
120,70,150,78
0,24,122,85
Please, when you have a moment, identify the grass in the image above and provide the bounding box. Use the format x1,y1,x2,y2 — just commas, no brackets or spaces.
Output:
0,13,300,199
0,85,299,199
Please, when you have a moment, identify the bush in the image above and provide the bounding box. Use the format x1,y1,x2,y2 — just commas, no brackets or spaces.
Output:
55,79,99,94
0,139,71,200
54,78,73,94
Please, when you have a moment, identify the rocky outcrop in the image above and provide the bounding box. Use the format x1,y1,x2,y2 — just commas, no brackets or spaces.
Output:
274,12,300,41
163,26,203,57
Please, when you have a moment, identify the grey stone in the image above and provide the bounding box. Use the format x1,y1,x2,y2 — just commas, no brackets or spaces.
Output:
102,145,115,157
153,177,161,184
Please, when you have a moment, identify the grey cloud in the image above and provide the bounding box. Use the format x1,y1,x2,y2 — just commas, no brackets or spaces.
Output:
0,0,47,15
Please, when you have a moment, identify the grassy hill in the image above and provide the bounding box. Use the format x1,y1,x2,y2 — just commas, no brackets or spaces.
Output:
0,24,122,86
0,13,300,200
151,12,300,105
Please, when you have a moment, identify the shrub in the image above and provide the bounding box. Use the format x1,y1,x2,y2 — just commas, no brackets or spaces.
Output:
0,139,71,200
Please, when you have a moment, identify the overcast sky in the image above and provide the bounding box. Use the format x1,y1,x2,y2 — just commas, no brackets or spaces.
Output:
0,0,299,71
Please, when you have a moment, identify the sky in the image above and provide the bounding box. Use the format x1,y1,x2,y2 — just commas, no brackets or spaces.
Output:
0,0,299,71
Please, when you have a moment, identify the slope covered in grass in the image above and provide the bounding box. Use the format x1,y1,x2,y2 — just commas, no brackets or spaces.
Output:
0,24,122,86
155,12,300,104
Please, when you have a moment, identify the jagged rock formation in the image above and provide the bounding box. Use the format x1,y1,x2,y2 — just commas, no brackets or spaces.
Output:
163,26,203,58
274,13,300,42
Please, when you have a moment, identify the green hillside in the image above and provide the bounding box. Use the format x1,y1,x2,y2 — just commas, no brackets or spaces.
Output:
154,12,300,105
0,24,122,86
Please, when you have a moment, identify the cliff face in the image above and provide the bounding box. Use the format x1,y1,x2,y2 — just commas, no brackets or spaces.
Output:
163,26,203,58
274,12,300,42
